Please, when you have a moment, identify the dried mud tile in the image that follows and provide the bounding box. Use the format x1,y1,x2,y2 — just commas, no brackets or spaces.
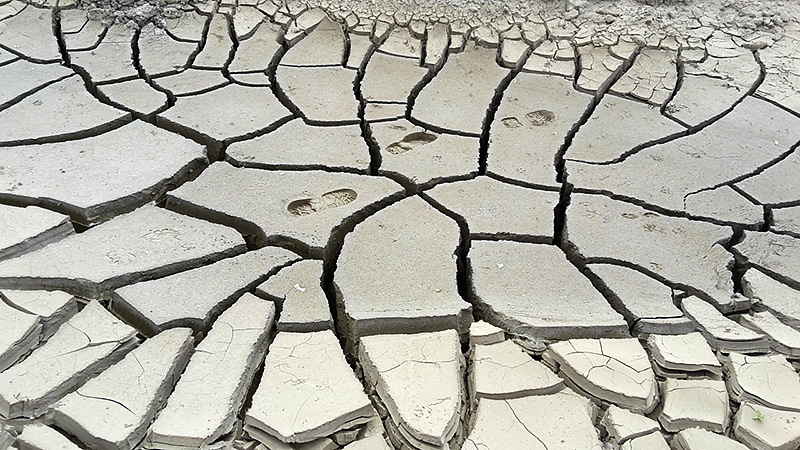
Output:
0,0,26,22
646,332,722,374
138,23,198,76
370,119,479,187
586,264,690,334
610,48,677,106
378,27,421,60
673,427,748,450
470,340,563,400
229,21,282,73
602,405,660,445
0,301,138,419
162,10,207,42
567,97,800,213
152,68,229,96
742,268,800,329
684,186,764,226
275,65,359,124
565,94,685,164
522,52,575,78
425,177,559,239
464,390,603,450
363,102,406,122
359,330,464,448
0,60,73,108
470,320,505,345
659,378,729,433
734,402,800,450
193,13,234,69
63,14,107,52
739,311,800,357
0,289,78,340
145,294,276,449
0,205,73,262
157,84,291,156
667,51,760,126
577,45,625,92
281,16,344,66
499,38,529,68
0,120,207,225
736,151,800,207
335,196,471,339
469,241,628,340
255,260,333,332
725,352,800,412
226,119,369,171
0,5,61,62
245,330,374,444
112,247,298,336
69,25,138,83
361,51,428,103
681,296,769,353
424,23,448,67
772,206,800,235
232,6,265,40
545,338,657,413
0,76,130,145
345,32,372,69
97,78,168,116
14,424,82,450
167,164,403,258
755,28,800,113
0,205,245,298
51,328,195,450
0,300,41,372
412,43,509,135
735,232,800,289
620,432,671,450
487,72,592,187
566,194,739,311
340,435,392,450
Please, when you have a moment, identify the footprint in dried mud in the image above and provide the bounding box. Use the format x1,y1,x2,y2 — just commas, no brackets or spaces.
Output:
526,110,556,126
501,117,523,128
385,132,438,155
321,189,357,208
287,189,358,216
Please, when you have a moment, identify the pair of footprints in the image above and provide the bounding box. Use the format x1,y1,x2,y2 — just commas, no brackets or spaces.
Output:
501,110,556,129
287,189,358,216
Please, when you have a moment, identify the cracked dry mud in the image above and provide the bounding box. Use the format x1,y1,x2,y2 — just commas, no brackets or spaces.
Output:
1,1,800,449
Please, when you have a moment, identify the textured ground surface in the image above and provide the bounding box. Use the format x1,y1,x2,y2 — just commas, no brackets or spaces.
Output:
1,0,800,449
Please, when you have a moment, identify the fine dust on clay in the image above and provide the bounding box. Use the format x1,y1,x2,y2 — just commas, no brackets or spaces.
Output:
72,0,799,45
